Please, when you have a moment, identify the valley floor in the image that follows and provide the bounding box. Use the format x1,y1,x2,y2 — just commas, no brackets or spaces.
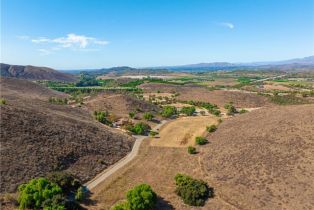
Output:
85,115,236,210
85,105,314,210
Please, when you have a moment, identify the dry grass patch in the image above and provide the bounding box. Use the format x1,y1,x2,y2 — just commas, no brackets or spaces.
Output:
87,140,233,210
150,116,217,147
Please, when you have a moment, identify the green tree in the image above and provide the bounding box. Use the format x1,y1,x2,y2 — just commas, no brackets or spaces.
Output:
46,172,81,195
224,102,237,115
18,178,65,210
161,106,177,118
127,123,151,135
180,106,196,116
94,111,112,126
174,174,213,206
126,184,157,210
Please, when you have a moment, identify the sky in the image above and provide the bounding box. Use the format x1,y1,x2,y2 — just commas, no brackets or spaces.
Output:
1,0,314,69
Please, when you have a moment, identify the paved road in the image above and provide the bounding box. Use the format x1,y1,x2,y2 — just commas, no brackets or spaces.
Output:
85,120,168,190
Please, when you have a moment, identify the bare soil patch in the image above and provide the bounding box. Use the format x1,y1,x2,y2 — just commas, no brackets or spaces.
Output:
262,84,291,91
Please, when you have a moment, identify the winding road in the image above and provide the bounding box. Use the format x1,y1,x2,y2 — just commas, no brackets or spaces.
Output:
84,120,168,190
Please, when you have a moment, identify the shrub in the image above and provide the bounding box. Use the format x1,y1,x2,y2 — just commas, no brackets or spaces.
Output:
161,106,177,118
180,106,196,116
174,174,213,206
126,184,157,210
239,109,248,114
211,109,221,116
224,102,237,115
48,97,68,105
149,130,158,137
75,187,85,201
199,110,206,116
18,178,65,210
188,146,197,154
129,112,136,119
143,112,154,121
94,111,112,126
195,136,207,145
206,125,217,133
0,98,6,105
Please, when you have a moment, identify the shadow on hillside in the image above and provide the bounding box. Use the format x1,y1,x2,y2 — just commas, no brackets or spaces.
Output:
81,190,97,207
151,119,162,124
154,196,175,210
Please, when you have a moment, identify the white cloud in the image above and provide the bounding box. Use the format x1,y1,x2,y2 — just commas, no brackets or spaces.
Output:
16,35,30,40
218,22,235,29
29,33,109,53
32,37,51,43
93,40,109,45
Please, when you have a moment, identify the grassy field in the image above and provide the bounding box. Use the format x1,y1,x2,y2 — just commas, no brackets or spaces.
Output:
150,116,218,147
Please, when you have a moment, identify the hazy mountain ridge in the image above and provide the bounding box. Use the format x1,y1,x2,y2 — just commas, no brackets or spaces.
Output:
162,56,314,71
0,63,76,82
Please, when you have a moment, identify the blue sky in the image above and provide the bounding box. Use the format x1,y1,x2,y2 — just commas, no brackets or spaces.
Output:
1,0,314,69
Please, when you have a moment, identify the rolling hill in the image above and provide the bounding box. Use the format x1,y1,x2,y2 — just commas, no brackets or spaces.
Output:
0,63,76,82
201,105,314,209
0,77,134,193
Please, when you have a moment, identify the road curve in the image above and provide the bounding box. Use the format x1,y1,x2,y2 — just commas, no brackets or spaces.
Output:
85,120,168,190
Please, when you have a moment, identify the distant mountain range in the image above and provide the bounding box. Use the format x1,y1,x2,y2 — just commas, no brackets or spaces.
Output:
160,56,314,71
0,63,76,81
2,56,313,79
64,56,314,74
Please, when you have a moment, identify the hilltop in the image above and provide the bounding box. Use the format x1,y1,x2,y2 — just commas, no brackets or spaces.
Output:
0,63,76,82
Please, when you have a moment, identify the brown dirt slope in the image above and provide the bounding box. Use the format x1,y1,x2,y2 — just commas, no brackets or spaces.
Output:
201,105,314,210
85,92,161,117
0,78,134,193
139,83,270,108
0,63,76,82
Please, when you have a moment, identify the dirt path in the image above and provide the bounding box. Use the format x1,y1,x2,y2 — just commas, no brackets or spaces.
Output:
84,120,168,190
